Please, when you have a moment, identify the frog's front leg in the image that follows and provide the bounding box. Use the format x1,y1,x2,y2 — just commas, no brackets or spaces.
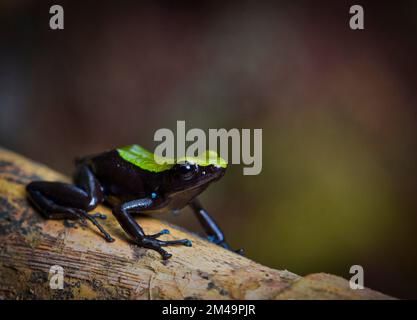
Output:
112,198,192,260
26,164,114,242
190,199,244,255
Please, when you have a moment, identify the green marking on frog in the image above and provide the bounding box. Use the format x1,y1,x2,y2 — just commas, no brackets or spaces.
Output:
117,144,227,173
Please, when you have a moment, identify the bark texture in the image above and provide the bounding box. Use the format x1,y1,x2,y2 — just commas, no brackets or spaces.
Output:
0,147,393,299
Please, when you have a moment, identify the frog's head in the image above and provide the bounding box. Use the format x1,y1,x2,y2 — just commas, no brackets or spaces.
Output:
165,151,227,193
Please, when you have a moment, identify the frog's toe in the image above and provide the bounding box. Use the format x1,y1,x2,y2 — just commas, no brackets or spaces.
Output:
162,252,173,260
89,213,107,219
207,235,217,243
149,229,171,239
183,239,193,247
138,236,191,260
152,245,172,260
158,238,192,247
235,248,245,255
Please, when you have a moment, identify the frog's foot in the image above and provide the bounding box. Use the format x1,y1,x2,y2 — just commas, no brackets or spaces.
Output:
75,210,115,243
139,234,192,260
207,236,244,256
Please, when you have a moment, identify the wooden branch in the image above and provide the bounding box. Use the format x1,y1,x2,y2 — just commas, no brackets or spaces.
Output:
0,147,393,299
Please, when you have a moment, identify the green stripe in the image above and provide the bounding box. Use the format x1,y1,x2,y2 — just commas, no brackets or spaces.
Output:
117,145,227,172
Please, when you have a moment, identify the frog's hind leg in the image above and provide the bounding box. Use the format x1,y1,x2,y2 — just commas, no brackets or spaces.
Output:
27,181,114,242
26,164,114,242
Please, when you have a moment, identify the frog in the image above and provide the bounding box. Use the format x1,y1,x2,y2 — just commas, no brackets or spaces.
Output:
26,144,242,259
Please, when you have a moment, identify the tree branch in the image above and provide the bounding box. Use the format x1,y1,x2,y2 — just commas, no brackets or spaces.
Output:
0,147,393,299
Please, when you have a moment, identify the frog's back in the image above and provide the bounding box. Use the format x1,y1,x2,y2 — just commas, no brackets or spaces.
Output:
82,150,164,205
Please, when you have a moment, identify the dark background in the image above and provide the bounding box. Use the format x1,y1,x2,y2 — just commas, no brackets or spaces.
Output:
1,0,417,298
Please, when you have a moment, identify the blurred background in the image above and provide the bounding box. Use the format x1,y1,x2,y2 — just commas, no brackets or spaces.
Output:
1,0,417,298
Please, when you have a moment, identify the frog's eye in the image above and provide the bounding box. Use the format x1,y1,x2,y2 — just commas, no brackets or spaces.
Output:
175,163,196,180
